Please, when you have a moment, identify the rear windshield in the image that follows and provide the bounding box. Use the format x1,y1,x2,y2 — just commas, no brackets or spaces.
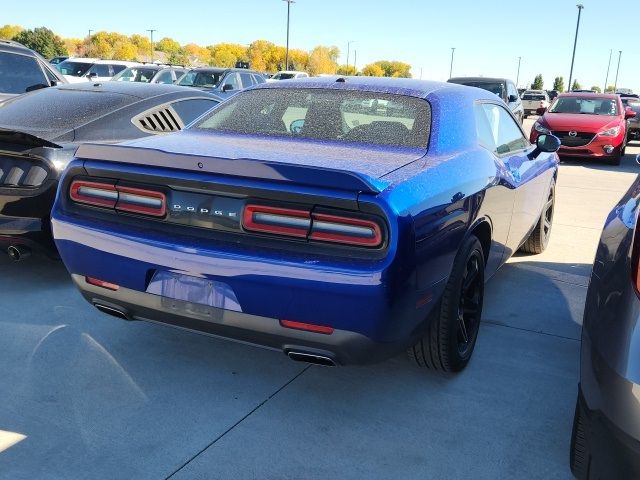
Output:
177,71,223,88
57,60,93,77
522,94,546,100
193,88,431,148
549,96,619,116
455,81,505,98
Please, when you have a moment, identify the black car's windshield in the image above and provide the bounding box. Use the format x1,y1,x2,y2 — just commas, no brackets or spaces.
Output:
56,61,93,77
112,67,159,83
177,71,223,88
194,88,431,148
0,52,47,94
549,97,619,116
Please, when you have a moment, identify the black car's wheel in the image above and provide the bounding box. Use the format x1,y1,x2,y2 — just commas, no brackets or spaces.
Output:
570,398,591,479
520,180,555,254
408,235,485,373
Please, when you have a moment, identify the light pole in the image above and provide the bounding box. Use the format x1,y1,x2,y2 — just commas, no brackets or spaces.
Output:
283,0,295,71
146,29,156,62
449,47,455,78
567,4,584,92
516,56,522,88
353,50,357,74
603,49,612,92
614,50,622,92
346,40,354,71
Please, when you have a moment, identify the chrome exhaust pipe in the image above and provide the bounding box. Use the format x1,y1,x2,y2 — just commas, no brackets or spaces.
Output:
93,303,129,320
286,350,337,366
7,245,31,262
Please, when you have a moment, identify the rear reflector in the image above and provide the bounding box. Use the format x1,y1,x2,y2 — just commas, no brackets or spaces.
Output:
85,276,119,291
280,319,334,335
243,205,311,237
70,180,117,208
309,213,382,247
70,179,166,218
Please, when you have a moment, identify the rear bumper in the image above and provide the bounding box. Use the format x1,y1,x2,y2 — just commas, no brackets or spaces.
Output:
73,274,413,365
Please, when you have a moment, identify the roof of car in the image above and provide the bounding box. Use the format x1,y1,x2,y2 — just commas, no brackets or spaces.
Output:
556,92,620,99
186,67,261,74
63,58,138,65
0,39,41,57
55,81,219,98
254,76,497,100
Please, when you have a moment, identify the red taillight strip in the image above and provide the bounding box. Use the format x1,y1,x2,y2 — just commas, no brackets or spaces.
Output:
309,213,382,247
70,180,117,208
280,319,334,335
86,276,119,291
115,185,166,217
243,205,311,238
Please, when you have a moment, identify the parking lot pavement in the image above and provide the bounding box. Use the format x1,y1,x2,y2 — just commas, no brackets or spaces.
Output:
0,128,638,479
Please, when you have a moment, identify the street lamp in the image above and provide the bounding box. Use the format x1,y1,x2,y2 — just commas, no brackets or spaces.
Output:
449,47,455,78
603,49,612,92
614,50,622,92
283,0,295,71
346,40,354,71
147,29,156,63
516,56,522,88
567,4,584,92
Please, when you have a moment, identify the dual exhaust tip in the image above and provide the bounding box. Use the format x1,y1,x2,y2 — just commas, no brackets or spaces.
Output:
92,301,337,367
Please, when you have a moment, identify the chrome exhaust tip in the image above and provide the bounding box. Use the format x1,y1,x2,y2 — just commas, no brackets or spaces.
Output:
286,350,337,366
93,303,129,320
7,245,31,262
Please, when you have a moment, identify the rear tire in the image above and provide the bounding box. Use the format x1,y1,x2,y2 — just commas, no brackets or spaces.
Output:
520,180,555,254
408,235,485,373
570,398,591,479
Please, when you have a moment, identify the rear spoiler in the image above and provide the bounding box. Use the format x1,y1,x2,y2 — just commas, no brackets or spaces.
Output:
75,143,386,194
0,128,62,149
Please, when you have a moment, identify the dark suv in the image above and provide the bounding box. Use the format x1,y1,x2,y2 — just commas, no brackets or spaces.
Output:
176,67,265,98
448,76,524,123
0,40,67,102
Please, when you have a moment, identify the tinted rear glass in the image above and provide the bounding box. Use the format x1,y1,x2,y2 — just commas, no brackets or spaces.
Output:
194,88,431,148
57,61,92,77
0,52,47,94
522,94,545,100
455,81,505,98
0,87,136,135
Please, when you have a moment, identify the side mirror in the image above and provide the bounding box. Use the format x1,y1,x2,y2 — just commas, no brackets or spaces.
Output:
222,84,234,92
625,108,637,119
86,72,97,79
529,134,561,160
25,83,49,93
536,106,547,115
508,94,518,103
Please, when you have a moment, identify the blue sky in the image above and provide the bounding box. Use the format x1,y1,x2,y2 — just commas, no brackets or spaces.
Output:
6,0,639,92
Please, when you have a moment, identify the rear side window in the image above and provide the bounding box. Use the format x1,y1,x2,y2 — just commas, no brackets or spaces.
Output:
88,64,111,77
155,70,174,84
0,52,47,94
194,88,431,148
239,73,255,88
111,64,127,74
476,103,529,155
171,98,220,125
252,74,266,84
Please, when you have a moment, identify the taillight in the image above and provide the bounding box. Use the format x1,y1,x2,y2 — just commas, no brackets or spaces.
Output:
280,319,334,334
242,204,384,248
309,213,382,247
69,179,166,218
85,276,119,291
115,186,166,217
70,180,117,208
243,205,311,238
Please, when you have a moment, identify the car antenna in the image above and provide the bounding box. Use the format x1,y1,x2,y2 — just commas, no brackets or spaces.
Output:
335,77,346,83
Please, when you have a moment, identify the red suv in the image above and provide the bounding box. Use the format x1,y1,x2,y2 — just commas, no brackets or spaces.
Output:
530,93,636,165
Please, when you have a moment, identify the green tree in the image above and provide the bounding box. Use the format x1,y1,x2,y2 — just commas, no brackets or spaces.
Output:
605,85,616,93
336,64,356,75
13,27,67,58
571,79,581,91
168,49,189,65
0,24,23,40
591,85,601,93
552,76,564,92
531,74,544,90
155,37,181,55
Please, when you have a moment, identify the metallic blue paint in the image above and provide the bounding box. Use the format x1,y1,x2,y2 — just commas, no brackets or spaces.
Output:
51,78,559,362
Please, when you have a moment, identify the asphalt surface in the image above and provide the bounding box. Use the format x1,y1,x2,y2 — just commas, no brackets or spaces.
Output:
0,118,638,479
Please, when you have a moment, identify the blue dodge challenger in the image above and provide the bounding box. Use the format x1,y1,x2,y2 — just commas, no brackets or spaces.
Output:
51,77,560,371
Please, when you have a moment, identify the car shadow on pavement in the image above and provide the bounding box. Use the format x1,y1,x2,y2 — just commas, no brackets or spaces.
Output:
0,253,581,479
559,149,639,174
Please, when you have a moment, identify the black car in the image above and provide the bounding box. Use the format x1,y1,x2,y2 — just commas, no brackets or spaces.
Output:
447,76,524,123
0,40,67,102
0,82,221,258
176,67,266,98
570,174,640,479
547,90,559,101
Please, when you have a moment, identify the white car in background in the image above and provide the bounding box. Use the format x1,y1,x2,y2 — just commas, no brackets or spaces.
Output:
56,58,139,83
266,70,309,82
521,90,550,118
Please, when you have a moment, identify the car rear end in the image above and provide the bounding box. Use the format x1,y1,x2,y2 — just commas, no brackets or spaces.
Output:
627,102,640,140
522,92,548,116
571,177,640,478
